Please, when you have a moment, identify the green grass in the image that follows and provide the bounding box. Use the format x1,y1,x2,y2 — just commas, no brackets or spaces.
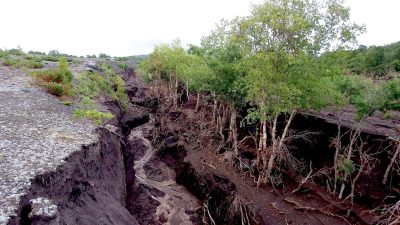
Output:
30,57,73,96
2,58,20,67
2,55,44,69
41,55,59,62
72,67,129,125
75,70,129,109
0,50,8,58
73,109,114,125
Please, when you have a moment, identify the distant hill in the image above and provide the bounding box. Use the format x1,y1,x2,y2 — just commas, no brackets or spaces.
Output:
345,41,400,76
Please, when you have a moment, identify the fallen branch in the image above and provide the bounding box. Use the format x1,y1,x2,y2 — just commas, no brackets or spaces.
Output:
292,162,313,194
383,141,400,185
283,198,351,225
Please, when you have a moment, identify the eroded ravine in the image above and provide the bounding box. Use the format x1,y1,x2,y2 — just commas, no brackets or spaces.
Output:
127,118,201,225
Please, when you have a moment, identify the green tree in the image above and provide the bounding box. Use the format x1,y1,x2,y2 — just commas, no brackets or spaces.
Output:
236,0,363,185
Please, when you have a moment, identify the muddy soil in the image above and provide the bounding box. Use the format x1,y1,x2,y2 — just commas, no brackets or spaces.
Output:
147,105,375,225
123,117,202,225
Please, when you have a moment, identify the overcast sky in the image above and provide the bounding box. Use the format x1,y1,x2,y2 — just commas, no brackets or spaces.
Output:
0,0,399,56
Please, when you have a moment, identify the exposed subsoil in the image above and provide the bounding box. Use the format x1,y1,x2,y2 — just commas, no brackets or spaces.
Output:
120,67,202,225
151,110,363,225
122,67,383,224
5,62,397,225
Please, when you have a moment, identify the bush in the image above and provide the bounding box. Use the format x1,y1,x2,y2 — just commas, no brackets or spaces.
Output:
73,109,114,125
98,53,111,59
7,48,24,56
27,61,44,69
392,60,400,72
45,82,65,96
0,50,8,58
42,55,59,62
31,57,73,96
75,71,129,109
2,58,20,67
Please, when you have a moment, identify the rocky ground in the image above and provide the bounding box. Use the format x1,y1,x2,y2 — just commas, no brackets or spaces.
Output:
0,64,97,224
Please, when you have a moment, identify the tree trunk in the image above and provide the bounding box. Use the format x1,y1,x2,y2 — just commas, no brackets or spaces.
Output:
212,95,217,126
383,142,400,184
257,123,263,166
195,92,200,112
333,116,342,194
174,76,178,108
265,114,279,183
277,111,296,151
265,111,296,183
261,120,268,167
257,120,267,188
339,126,362,199
217,104,226,140
229,106,238,156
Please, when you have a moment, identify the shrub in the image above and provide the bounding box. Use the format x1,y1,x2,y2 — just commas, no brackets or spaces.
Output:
73,109,114,125
7,48,24,56
75,71,129,109
98,53,111,59
31,57,73,96
2,58,20,67
28,61,44,69
118,63,128,70
0,50,8,58
42,55,59,62
45,82,65,96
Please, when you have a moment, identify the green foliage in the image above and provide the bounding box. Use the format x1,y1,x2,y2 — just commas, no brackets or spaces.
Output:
73,109,114,125
336,75,400,119
118,63,128,70
75,71,129,109
0,50,7,58
235,0,363,121
141,0,366,124
61,100,73,106
42,55,60,62
31,57,73,96
73,68,128,124
48,50,61,56
2,55,44,69
2,58,20,67
338,157,355,175
7,48,24,56
344,41,400,76
98,53,111,59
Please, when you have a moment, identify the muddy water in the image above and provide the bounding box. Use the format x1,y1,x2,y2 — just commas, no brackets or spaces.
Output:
129,119,200,225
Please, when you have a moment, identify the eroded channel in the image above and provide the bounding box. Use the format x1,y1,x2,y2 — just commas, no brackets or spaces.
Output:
126,118,201,225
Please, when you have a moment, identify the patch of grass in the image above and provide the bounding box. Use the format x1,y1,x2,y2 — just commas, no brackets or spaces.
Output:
75,70,129,109
42,55,59,62
27,60,44,69
7,48,24,56
0,50,8,58
61,100,73,106
2,54,44,69
31,57,73,96
2,58,20,67
73,109,114,125
118,63,128,70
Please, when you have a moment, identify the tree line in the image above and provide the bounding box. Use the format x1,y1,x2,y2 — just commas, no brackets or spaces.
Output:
138,0,400,189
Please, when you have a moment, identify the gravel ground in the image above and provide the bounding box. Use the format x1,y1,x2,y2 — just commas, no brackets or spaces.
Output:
0,65,97,225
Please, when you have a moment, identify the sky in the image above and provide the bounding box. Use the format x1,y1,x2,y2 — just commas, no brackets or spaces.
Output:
0,0,399,57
